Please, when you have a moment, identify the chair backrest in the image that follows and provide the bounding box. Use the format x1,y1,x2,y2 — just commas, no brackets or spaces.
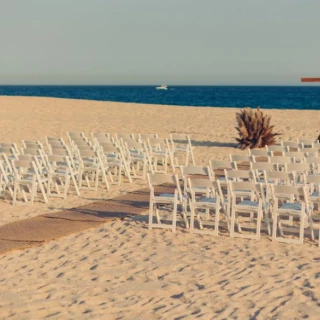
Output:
12,159,38,179
283,151,305,162
284,163,310,174
138,133,158,141
67,132,88,145
115,133,134,140
304,174,320,185
268,156,293,165
16,155,34,162
188,178,219,189
0,153,14,174
91,132,110,140
298,139,315,148
313,142,320,149
225,169,253,181
209,160,233,170
249,149,271,157
188,178,222,201
76,144,94,152
0,142,19,155
47,140,66,148
147,173,178,185
180,165,211,177
21,148,43,156
264,170,295,185
229,154,252,162
305,157,320,165
250,162,276,171
281,141,301,150
47,155,68,163
229,181,262,200
271,184,306,199
265,145,285,151
93,136,115,145
124,140,144,149
170,133,191,144
78,149,97,158
147,173,181,198
0,147,16,157
147,138,171,151
50,146,71,155
22,140,43,149
299,148,319,157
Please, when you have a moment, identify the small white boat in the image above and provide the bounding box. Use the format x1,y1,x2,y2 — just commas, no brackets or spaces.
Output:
156,85,168,90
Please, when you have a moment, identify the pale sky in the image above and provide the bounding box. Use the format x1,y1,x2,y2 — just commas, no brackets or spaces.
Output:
0,0,319,85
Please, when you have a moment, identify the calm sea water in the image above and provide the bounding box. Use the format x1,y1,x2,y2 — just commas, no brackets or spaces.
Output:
0,85,319,110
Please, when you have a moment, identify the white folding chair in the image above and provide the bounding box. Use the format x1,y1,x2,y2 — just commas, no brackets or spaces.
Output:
77,149,101,191
147,138,173,173
170,133,195,167
12,159,48,205
47,155,81,198
147,173,186,232
189,178,229,236
271,184,314,244
99,144,131,184
229,181,264,240
123,140,149,179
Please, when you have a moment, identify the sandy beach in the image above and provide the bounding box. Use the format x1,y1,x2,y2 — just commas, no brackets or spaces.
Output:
1,96,320,319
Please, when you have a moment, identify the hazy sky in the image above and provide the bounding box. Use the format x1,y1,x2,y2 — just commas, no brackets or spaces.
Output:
0,0,319,85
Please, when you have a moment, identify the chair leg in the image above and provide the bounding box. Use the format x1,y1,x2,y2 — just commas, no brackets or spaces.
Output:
13,183,18,205
148,200,153,230
72,174,81,196
256,209,262,240
172,199,177,232
230,204,235,237
38,182,48,203
272,210,278,241
190,204,195,233
299,213,305,244
214,206,220,236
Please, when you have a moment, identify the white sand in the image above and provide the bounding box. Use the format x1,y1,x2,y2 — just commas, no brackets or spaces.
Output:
0,96,319,319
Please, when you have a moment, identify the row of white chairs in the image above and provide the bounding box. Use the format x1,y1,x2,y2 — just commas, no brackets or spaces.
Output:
0,132,196,205
148,163,320,246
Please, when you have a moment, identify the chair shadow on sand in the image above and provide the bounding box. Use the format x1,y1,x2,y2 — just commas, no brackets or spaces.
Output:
191,140,237,148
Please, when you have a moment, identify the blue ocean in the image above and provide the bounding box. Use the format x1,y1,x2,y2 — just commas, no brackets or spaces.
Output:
0,85,319,110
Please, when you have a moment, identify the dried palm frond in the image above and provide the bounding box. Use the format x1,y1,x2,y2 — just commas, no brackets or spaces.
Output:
235,107,281,150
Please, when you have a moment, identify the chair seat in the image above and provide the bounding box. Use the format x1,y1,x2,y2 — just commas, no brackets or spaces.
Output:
237,200,259,208
194,197,218,208
185,186,208,194
310,191,319,200
154,195,176,204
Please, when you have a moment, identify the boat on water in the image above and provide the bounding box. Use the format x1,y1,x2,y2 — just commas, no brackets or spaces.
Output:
155,85,168,90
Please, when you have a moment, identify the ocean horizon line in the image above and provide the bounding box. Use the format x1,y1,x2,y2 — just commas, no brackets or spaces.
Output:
0,85,319,110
